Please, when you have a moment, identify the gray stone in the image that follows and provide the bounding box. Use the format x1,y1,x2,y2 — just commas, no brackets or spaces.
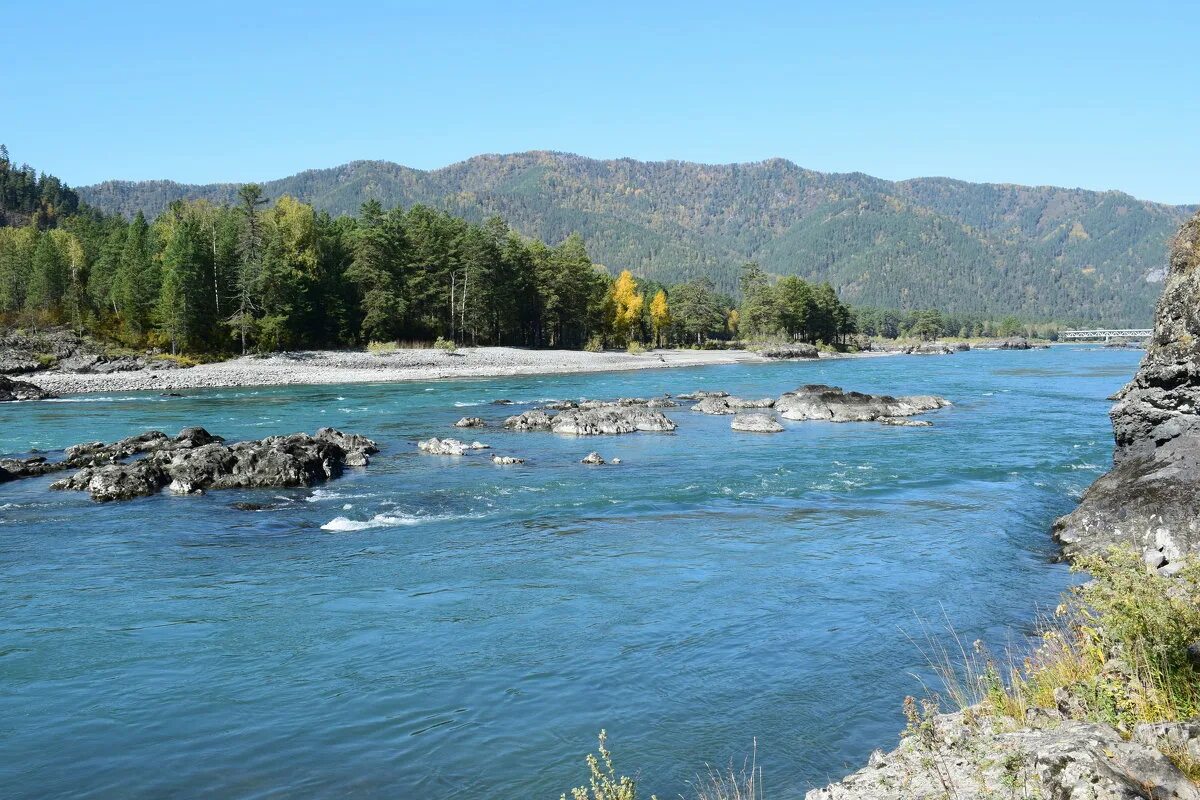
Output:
491,455,524,465
807,707,1200,800
417,437,490,455
454,416,486,428
0,374,55,401
730,412,783,433
504,409,556,431
776,385,949,423
581,451,605,465
550,406,676,435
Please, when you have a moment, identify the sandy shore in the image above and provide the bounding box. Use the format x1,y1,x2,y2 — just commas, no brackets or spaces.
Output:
26,346,852,395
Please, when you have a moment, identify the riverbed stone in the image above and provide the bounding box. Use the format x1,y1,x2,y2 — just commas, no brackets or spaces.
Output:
776,385,949,423
550,406,676,435
730,412,783,433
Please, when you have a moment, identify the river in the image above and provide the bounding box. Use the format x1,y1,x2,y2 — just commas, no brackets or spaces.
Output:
0,346,1141,798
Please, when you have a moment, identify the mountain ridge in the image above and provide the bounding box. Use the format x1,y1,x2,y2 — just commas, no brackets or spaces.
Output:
78,151,1197,325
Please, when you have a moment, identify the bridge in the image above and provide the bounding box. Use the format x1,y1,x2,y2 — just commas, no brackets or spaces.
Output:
1060,328,1152,341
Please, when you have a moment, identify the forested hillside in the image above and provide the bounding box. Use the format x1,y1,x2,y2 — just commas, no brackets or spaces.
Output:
2,147,869,356
81,152,1195,325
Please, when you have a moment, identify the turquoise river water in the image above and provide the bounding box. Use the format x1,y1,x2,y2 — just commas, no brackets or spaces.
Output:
0,346,1142,798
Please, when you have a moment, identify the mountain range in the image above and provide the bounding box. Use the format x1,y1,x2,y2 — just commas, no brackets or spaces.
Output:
78,152,1197,325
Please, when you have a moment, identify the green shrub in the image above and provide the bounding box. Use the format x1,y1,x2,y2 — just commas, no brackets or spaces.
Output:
562,730,652,800
584,335,605,353
626,341,645,354
434,336,457,353
366,340,398,354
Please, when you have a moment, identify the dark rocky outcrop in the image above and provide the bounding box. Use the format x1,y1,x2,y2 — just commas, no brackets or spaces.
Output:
0,374,55,401
1054,212,1200,569
775,385,949,423
0,327,190,376
43,427,376,502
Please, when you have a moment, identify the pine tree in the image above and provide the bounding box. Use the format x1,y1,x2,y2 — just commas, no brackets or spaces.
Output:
230,183,268,352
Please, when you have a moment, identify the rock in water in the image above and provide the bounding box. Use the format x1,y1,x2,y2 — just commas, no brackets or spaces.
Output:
581,452,605,465
503,409,556,431
491,455,524,465
49,427,376,502
730,412,784,433
775,385,949,423
454,416,486,428
691,396,775,414
0,374,55,401
550,406,676,435
1054,211,1200,567
417,437,490,455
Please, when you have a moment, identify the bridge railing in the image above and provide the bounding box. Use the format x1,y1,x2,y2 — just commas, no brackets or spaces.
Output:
1060,329,1152,340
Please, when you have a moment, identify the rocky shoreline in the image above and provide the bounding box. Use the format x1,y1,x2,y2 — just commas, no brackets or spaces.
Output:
0,329,1056,398
806,215,1200,798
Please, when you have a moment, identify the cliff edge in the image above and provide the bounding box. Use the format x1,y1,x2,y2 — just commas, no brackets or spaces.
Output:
1054,211,1200,571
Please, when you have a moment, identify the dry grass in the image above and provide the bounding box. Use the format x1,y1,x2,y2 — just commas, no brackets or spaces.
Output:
687,741,763,800
918,549,1200,735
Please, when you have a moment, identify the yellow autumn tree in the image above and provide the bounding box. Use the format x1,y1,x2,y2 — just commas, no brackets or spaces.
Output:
611,269,644,343
650,289,671,347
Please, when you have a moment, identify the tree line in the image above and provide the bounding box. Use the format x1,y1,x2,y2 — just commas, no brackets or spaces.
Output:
0,146,1060,356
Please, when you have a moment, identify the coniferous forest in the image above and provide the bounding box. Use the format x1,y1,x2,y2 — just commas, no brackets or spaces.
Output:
1,147,874,356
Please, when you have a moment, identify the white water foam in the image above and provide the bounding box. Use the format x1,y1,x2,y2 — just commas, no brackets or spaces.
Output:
321,510,480,531
321,513,426,531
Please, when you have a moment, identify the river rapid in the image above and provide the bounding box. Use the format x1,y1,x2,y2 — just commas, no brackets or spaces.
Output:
0,346,1141,798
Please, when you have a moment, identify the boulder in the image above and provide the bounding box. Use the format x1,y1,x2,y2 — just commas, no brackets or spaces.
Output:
550,406,676,435
776,385,949,423
491,455,525,465
581,452,605,465
417,437,490,455
692,396,775,414
690,396,737,415
0,455,65,482
880,418,933,427
1054,211,1200,565
730,413,783,433
315,427,378,456
49,428,375,501
454,416,486,428
0,374,55,401
504,409,556,431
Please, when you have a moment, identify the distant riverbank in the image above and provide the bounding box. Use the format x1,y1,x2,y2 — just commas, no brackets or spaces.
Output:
26,346,892,395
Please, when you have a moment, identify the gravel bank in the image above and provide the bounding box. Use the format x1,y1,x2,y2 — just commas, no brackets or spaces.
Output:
26,347,799,395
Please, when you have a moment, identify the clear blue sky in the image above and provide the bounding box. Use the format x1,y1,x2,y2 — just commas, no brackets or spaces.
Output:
5,0,1197,204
